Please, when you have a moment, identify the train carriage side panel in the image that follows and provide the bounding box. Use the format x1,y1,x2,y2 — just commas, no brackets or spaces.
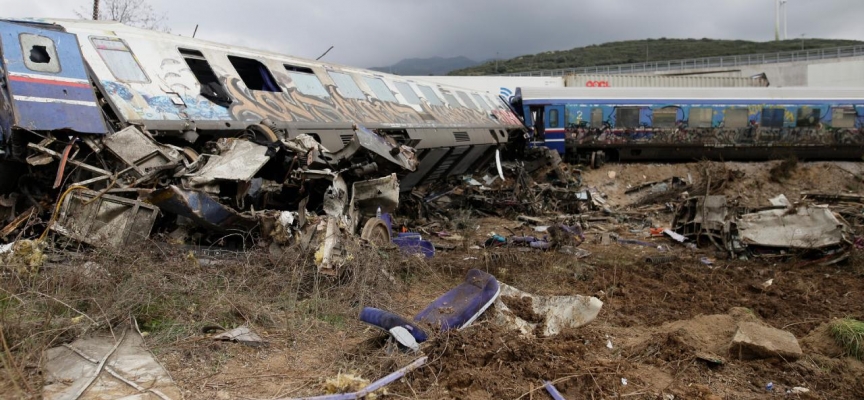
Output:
0,21,107,135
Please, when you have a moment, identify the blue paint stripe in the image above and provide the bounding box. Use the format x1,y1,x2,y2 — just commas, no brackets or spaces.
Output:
9,81,97,103
14,101,107,134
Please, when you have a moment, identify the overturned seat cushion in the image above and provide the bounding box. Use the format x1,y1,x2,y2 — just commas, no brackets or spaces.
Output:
414,268,500,331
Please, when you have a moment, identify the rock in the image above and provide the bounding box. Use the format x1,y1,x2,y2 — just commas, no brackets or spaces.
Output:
729,322,802,360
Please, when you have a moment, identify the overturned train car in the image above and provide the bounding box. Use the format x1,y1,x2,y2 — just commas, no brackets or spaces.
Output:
512,87,864,165
0,18,524,256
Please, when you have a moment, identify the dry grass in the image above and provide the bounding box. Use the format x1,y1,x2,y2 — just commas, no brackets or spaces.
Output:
0,236,426,399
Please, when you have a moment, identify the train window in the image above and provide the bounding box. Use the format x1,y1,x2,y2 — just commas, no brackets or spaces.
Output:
761,107,785,128
615,107,640,128
590,108,603,127
363,77,397,102
417,85,443,106
689,108,713,128
472,94,492,111
327,71,365,99
92,37,149,83
549,109,560,128
457,91,479,110
724,108,749,128
20,34,60,73
395,82,422,105
179,48,231,106
652,108,677,128
284,64,329,98
441,91,463,108
227,56,281,92
832,108,857,128
796,107,821,127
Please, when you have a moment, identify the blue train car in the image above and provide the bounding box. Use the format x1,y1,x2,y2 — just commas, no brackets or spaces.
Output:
512,87,864,165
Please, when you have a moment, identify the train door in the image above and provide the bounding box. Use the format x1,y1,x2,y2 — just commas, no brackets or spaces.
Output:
0,21,107,136
543,104,565,154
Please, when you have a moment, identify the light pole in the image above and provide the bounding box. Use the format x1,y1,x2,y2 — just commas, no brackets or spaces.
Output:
774,0,780,41
800,33,806,51
780,0,788,40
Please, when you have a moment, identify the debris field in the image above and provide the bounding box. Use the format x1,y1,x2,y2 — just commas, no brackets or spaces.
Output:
2,157,864,400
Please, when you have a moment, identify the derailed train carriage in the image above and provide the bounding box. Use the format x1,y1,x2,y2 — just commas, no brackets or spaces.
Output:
0,18,523,267
512,87,864,166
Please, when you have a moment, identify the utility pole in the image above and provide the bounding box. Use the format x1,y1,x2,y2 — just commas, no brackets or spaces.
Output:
774,0,780,41
92,0,99,20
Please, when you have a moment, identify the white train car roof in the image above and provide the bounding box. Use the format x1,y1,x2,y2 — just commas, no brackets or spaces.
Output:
9,18,522,131
517,87,864,102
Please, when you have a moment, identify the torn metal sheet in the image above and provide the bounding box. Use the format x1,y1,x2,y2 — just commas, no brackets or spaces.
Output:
146,185,257,231
43,323,181,400
737,207,845,249
314,216,348,275
347,173,399,231
284,133,328,157
187,138,270,186
673,195,730,245
102,126,183,180
52,189,158,247
310,125,417,174
493,283,602,337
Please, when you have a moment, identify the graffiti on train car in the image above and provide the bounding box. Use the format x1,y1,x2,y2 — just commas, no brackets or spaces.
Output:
100,72,504,129
567,126,864,146
564,103,864,147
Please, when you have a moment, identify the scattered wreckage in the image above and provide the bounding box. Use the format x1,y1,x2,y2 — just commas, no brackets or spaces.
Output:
673,195,851,262
0,18,525,273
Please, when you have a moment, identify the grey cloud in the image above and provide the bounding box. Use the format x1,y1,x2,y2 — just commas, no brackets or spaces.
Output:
1,0,861,67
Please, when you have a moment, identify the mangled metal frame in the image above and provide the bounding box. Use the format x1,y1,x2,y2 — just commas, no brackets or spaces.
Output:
673,195,850,261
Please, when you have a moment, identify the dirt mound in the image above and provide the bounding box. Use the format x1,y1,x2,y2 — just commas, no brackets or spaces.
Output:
410,322,627,399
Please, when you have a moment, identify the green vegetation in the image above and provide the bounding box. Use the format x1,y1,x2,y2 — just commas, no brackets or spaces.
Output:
450,38,864,76
830,318,864,360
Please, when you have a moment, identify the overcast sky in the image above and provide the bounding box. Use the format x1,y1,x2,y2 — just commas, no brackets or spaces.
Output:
3,0,863,68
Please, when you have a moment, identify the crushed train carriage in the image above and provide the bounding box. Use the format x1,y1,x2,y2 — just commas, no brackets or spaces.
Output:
0,18,525,271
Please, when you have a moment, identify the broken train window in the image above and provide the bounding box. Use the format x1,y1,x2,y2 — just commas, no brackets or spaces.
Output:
285,64,329,98
178,48,232,106
327,71,365,100
227,55,282,92
91,37,149,83
20,34,60,73
362,77,397,102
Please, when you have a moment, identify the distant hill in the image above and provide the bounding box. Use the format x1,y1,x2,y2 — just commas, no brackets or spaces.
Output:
370,56,480,76
449,38,864,76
